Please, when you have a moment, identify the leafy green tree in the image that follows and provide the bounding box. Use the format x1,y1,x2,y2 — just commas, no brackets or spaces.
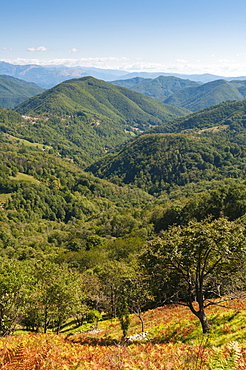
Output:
23,261,83,333
94,261,131,320
95,261,152,336
116,286,131,338
0,259,31,335
142,218,246,333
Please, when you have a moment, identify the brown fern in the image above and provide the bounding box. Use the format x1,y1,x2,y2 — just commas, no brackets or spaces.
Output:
0,347,16,367
0,343,40,370
9,344,27,370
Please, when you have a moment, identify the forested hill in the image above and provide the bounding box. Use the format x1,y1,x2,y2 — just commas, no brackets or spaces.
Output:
150,99,246,145
111,75,200,101
87,133,246,194
0,132,154,232
111,76,246,112
0,75,44,109
15,76,189,129
163,79,246,111
87,99,246,194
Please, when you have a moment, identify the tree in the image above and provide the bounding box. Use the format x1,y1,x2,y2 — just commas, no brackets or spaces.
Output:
120,270,153,333
95,261,152,337
24,261,83,333
0,259,31,335
141,218,246,333
94,261,132,321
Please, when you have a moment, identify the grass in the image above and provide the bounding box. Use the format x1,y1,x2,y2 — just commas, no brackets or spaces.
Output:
9,172,40,184
0,173,40,207
0,193,12,203
5,133,53,151
59,299,246,347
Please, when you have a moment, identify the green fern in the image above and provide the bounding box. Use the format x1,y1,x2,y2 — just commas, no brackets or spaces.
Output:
209,342,241,370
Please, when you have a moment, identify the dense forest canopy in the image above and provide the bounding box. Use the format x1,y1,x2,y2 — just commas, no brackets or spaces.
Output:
87,133,246,194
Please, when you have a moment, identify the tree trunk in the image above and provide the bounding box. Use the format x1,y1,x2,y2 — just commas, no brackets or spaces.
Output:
196,309,211,334
188,301,211,334
135,311,145,333
140,314,144,333
0,303,3,335
44,306,48,333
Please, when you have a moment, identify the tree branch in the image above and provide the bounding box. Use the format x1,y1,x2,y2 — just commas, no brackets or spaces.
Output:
205,296,246,309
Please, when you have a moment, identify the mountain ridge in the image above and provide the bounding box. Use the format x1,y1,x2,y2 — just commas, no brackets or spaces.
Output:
0,77,188,167
111,75,201,101
163,79,246,111
87,131,246,194
87,98,246,193
2,60,246,88
15,76,189,128
0,74,44,109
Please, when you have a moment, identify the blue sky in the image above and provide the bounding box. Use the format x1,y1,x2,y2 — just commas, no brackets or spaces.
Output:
2,0,246,76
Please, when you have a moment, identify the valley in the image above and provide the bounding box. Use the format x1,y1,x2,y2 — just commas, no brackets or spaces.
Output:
0,70,246,369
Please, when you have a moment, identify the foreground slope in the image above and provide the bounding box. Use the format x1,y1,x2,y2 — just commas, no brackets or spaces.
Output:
1,302,246,369
0,75,44,109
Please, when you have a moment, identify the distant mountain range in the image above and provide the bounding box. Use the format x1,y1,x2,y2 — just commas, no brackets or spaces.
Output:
0,75,44,109
115,71,246,83
3,60,246,114
0,61,127,88
1,61,246,88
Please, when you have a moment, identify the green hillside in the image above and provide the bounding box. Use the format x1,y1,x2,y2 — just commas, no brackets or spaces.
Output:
163,79,246,111
9,77,189,165
0,106,109,166
111,75,200,101
15,76,189,130
87,133,246,194
87,99,246,194
0,75,44,109
151,99,246,146
230,79,246,95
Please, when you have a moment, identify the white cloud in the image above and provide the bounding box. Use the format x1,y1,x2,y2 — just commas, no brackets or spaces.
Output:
27,46,48,52
3,56,246,77
218,59,236,64
69,48,78,53
236,52,246,57
175,59,187,63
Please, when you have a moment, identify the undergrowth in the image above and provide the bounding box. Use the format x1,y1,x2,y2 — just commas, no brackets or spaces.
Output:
0,301,245,369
